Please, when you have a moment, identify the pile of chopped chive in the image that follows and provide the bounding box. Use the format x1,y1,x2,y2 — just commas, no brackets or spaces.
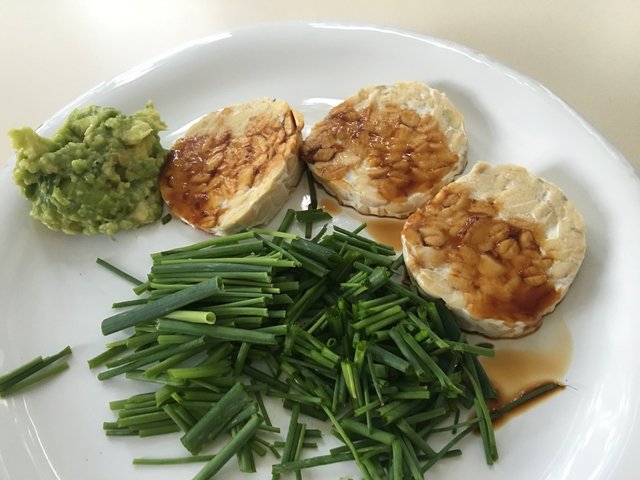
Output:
91,208,558,480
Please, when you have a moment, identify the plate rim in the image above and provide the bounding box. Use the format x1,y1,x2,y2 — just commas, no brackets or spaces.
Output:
26,20,638,183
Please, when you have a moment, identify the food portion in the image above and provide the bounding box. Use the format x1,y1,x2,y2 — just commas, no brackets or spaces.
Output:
95,217,516,478
0,345,72,397
301,81,467,217
402,162,586,338
5,83,590,479
10,103,167,235
159,98,304,235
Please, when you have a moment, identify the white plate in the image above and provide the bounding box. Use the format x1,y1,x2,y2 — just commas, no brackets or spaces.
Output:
1,22,639,480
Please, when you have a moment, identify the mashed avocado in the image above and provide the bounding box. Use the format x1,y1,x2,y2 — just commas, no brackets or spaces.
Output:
10,102,167,235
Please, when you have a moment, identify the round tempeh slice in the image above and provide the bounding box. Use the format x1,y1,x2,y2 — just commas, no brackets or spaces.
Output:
159,98,304,235
401,162,587,338
301,81,467,218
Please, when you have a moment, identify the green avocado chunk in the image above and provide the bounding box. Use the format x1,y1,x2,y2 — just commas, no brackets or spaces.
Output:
10,102,167,235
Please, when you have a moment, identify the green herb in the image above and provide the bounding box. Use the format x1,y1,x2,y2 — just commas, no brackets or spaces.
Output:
96,258,143,285
0,346,72,397
192,414,264,480
101,277,223,335
295,208,332,225
181,383,255,455
133,454,214,465
93,215,558,479
302,170,320,238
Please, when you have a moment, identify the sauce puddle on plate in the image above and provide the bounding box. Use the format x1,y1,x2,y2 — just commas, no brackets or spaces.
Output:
474,315,573,426
319,197,343,217
362,217,405,252
319,196,405,252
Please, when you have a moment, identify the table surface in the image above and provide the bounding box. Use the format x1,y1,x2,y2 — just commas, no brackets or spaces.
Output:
1,0,638,172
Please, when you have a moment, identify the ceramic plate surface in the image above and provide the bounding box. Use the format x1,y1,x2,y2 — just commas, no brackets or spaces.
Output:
1,22,639,480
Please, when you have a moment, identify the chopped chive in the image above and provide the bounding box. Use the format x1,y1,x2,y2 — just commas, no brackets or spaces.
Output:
126,370,186,387
0,356,42,387
235,422,257,473
105,428,137,436
463,354,498,464
98,337,206,381
101,277,223,335
273,440,317,449
494,382,563,418
133,280,150,296
96,258,143,286
332,225,395,253
391,439,403,480
155,231,255,257
133,454,214,465
273,209,296,243
295,208,332,224
279,403,301,475
117,411,169,428
156,320,278,345
404,406,448,425
87,345,128,369
181,383,255,455
395,418,437,458
112,298,148,308
0,346,72,396
321,406,372,480
243,365,290,393
163,310,215,324
341,418,396,446
250,228,299,240
0,361,70,397
272,451,355,472
368,344,410,374
159,240,264,262
399,435,423,480
307,170,318,209
292,423,307,480
192,414,263,480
